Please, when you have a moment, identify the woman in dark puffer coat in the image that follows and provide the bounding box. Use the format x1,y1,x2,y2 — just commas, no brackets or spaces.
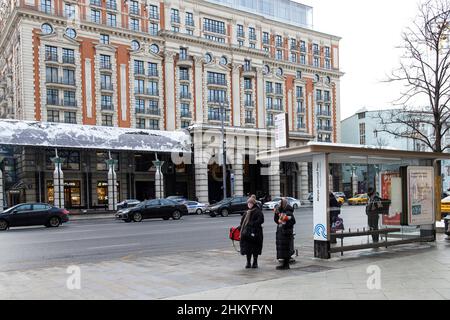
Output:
240,196,265,269
274,198,296,270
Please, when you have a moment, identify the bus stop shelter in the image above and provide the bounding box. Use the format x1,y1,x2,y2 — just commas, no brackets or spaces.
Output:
258,143,450,259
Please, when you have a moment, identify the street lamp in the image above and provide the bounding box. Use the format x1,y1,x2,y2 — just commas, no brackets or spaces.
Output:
219,98,229,200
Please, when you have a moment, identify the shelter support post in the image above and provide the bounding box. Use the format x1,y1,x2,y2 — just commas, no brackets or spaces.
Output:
313,153,331,259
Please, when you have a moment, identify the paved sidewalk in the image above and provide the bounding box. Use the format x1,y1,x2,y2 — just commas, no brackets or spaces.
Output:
0,235,449,300
68,213,116,221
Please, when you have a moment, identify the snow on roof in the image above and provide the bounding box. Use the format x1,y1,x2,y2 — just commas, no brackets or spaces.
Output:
0,120,191,153
307,142,400,151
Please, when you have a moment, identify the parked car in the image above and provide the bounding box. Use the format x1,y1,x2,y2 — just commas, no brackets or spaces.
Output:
206,196,249,217
263,197,302,210
117,199,141,210
333,192,346,203
0,203,70,231
115,199,188,222
166,196,188,204
348,194,369,206
184,201,209,215
441,196,450,215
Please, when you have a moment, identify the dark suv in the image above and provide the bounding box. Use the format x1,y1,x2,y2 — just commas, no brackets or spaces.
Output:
206,196,249,217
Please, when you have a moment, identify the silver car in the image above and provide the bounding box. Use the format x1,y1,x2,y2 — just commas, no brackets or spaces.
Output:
184,201,208,215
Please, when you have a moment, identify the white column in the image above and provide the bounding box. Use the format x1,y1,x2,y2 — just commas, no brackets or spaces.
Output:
313,153,330,258
234,153,244,197
53,161,64,209
268,161,281,198
195,163,208,203
256,68,265,129
155,168,164,199
194,56,204,123
0,169,4,212
232,64,241,127
108,163,118,211
298,162,309,201
352,172,358,196
164,51,176,131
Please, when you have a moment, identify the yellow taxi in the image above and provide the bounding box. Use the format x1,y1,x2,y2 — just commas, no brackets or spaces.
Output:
441,196,450,214
348,194,369,206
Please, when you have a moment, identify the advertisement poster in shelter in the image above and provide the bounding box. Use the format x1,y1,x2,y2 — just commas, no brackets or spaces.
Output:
381,172,402,226
406,167,435,226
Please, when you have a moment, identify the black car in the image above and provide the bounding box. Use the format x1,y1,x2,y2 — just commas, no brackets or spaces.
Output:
115,199,188,222
206,196,250,217
0,203,70,231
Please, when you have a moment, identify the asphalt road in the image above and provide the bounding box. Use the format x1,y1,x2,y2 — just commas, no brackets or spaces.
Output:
0,206,368,272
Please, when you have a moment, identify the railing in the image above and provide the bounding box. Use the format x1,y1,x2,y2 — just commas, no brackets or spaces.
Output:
45,53,58,62
101,104,114,111
245,118,255,124
180,92,192,99
146,108,160,116
47,78,76,86
208,112,230,122
300,46,307,53
266,88,274,94
62,56,75,64
317,110,332,117
149,12,160,20
316,95,323,101
186,19,195,27
318,126,333,132
207,79,227,86
101,84,114,91
180,111,192,118
134,68,145,76
237,31,245,38
179,75,189,81
148,70,159,77
135,88,159,96
245,101,255,108
297,108,306,114
171,16,180,24
100,62,112,70
47,99,77,107
297,123,306,129
249,34,257,41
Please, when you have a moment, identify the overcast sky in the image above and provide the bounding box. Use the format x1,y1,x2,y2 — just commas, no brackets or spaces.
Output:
297,0,421,120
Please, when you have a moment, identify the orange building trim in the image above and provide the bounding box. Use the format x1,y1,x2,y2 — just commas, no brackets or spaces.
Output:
331,45,339,70
159,2,165,30
285,75,294,129
32,29,41,121
115,44,131,128
305,78,314,133
79,37,97,125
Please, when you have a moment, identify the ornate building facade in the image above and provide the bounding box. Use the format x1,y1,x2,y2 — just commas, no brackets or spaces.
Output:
0,0,342,207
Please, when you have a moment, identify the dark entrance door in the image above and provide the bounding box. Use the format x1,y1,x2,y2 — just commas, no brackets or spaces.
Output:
135,181,155,201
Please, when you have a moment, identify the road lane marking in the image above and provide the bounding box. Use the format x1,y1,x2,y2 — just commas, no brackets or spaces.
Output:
87,243,141,250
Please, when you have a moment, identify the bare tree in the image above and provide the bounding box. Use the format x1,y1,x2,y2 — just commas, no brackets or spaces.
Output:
378,0,450,154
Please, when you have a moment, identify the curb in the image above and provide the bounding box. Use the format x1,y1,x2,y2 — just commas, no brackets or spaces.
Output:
69,215,115,221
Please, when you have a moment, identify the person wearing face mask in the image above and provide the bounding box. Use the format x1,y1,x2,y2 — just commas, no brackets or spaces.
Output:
239,197,265,269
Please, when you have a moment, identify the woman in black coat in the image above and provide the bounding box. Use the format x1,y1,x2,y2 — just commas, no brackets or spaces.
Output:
274,198,296,270
240,197,264,269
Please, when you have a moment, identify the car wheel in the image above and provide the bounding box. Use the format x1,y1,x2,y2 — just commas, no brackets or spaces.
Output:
0,219,8,231
172,210,181,220
221,209,229,217
196,208,203,215
48,216,61,228
132,213,143,223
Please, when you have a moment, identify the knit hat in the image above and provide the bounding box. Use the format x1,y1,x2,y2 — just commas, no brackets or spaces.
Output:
247,197,257,205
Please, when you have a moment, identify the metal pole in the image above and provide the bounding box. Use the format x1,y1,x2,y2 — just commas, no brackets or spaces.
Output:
221,100,227,200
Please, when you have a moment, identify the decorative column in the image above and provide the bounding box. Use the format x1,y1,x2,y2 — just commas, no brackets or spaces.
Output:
52,152,64,209
153,158,165,199
352,166,358,196
194,56,204,123
268,161,281,198
194,163,209,203
298,162,309,201
233,152,244,197
329,174,334,193
256,67,265,128
164,51,176,131
106,158,118,211
232,63,241,127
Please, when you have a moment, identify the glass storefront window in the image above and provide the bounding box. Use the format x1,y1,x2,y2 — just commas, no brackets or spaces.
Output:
47,180,81,208
96,181,120,205
96,152,120,171
46,150,80,171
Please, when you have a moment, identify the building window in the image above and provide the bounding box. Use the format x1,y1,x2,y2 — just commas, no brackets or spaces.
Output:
41,23,53,34
147,81,158,95
275,83,282,95
290,38,297,50
129,0,139,15
208,89,226,103
134,79,144,94
62,48,74,64
238,40,244,47
45,45,58,62
325,59,331,70
325,47,331,58
313,43,319,55
46,66,58,82
296,70,302,79
65,28,76,39
296,86,303,98
47,110,59,122
149,22,159,35
171,8,180,23
47,88,59,105
149,44,159,54
244,78,252,90
276,50,283,60
359,123,366,145
136,118,146,129
107,13,117,27
90,9,101,23
134,60,144,75
187,29,194,36
102,114,113,126
276,35,283,47
180,103,190,117
249,27,256,41
64,3,75,19
185,12,194,26
40,0,52,13
149,5,159,19
314,57,319,68
101,95,113,110
130,18,139,31
62,69,75,85
100,34,110,44
237,24,244,38
64,111,77,124
106,0,116,10
300,54,306,65
100,54,111,69
148,119,159,130
290,52,297,63
180,47,188,60
172,25,179,33
101,74,112,90
179,68,189,81
64,91,76,106
131,40,140,51
207,72,226,86
262,32,269,45
244,59,251,71
203,18,225,35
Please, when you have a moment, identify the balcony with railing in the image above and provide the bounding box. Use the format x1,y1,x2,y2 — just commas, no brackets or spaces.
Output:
46,78,76,87
207,78,227,87
267,104,283,112
39,4,55,14
100,62,112,70
47,99,78,108
244,101,255,108
186,18,195,27
134,68,146,77
101,104,114,111
317,110,332,117
179,92,192,100
62,55,75,64
317,125,333,132
90,0,102,7
45,53,58,63
208,109,230,122
237,31,245,38
245,117,255,124
179,74,189,81
101,83,114,91
297,107,306,114
135,88,159,96
180,110,192,118
147,69,159,77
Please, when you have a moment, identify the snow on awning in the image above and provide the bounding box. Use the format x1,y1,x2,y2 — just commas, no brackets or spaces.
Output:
0,120,191,153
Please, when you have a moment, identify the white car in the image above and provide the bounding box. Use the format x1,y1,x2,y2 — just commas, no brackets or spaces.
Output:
262,197,302,210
